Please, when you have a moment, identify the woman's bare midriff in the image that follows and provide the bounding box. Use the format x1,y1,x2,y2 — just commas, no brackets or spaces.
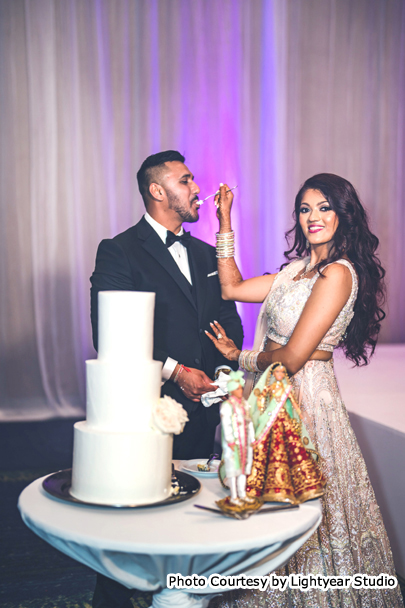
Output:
264,338,332,362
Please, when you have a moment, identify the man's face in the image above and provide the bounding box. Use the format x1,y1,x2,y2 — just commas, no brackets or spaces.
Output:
160,161,201,223
231,384,244,400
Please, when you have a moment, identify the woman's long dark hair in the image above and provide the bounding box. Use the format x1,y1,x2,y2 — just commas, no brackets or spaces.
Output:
283,173,386,366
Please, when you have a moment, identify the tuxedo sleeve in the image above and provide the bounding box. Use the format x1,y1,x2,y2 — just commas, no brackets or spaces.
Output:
216,298,244,371
90,238,168,364
90,239,136,350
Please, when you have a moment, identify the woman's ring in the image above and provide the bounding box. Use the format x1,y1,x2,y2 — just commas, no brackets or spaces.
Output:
217,332,223,340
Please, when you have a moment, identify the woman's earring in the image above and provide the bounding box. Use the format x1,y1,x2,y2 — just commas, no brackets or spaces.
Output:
342,237,347,252
306,239,309,249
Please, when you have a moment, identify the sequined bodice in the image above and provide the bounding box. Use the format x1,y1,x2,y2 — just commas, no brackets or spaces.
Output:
266,257,358,352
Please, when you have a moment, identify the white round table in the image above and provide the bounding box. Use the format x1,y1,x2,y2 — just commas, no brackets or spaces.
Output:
18,467,322,608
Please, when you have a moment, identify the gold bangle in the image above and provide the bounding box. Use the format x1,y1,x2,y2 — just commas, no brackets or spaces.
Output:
173,365,184,383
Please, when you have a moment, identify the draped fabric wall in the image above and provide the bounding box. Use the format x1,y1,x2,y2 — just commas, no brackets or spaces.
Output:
1,0,404,420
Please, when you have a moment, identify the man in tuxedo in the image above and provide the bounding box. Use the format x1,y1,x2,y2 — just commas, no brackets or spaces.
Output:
90,151,243,608
90,149,243,460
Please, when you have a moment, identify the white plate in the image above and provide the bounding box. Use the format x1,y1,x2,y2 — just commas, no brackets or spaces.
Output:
181,459,221,477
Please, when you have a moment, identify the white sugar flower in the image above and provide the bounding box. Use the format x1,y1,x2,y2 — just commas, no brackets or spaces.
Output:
152,395,189,435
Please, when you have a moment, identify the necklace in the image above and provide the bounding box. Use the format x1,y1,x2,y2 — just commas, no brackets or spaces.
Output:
303,261,316,275
272,380,284,402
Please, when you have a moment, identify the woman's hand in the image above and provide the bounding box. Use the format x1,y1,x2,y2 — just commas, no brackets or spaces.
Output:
205,320,241,361
215,183,234,229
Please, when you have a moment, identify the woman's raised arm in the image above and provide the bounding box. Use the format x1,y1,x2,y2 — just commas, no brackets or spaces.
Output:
216,184,276,303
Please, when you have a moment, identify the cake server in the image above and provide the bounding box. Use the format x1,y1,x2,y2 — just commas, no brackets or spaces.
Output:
194,503,299,520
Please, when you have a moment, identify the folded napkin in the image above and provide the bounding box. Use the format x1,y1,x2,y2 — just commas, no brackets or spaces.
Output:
201,371,230,408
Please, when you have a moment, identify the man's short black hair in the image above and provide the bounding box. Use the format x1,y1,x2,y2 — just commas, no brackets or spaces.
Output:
137,150,185,204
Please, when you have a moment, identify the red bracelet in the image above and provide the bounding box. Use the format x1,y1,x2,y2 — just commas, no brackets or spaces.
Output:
173,364,185,384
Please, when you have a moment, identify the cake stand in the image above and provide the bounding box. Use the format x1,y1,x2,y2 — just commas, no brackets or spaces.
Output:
18,462,322,608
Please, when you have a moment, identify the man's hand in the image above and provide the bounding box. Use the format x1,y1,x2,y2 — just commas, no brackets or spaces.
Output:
171,366,218,402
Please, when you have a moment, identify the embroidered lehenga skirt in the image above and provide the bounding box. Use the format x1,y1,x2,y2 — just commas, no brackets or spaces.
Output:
212,360,403,608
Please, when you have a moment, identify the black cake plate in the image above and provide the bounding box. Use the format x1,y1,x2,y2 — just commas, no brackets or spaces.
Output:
42,468,201,508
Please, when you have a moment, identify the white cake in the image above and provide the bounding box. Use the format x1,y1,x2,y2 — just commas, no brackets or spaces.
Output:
71,291,173,505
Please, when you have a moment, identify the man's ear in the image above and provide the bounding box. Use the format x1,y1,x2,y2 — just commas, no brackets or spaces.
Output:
149,182,164,200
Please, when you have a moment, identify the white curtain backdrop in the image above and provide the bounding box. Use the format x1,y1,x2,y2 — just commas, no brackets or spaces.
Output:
0,0,404,420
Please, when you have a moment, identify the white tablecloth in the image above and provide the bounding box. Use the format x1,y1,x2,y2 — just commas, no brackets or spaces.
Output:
18,468,322,607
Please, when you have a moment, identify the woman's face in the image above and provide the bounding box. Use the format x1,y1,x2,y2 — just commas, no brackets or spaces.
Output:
274,367,285,381
299,189,339,250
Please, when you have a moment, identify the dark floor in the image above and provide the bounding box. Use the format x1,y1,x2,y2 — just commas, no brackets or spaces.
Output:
0,417,224,608
1,419,404,608
0,417,99,608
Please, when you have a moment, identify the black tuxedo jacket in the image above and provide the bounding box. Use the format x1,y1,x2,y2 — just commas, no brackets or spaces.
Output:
90,217,243,423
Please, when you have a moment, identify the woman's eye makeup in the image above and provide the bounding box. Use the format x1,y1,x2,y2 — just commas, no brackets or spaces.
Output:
299,205,331,213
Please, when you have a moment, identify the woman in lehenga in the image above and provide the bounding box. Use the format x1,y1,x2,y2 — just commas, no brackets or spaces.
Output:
206,174,403,607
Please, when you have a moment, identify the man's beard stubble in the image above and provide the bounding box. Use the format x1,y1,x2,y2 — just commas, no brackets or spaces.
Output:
167,191,199,223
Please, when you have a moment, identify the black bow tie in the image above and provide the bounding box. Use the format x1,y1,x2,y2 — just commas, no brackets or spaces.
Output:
166,230,191,249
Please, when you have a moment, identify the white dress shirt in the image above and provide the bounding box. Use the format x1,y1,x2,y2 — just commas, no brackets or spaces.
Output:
144,212,192,380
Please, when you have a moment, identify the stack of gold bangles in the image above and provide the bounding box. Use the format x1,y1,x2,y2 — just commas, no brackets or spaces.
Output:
238,350,261,372
216,231,235,258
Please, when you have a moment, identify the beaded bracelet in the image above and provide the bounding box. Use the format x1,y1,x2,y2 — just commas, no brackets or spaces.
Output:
238,350,261,373
216,231,235,258
173,364,185,384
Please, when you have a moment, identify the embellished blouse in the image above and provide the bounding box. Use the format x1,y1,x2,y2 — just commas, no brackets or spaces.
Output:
265,257,358,352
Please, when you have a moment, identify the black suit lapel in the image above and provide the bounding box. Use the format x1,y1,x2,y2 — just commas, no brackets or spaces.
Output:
138,218,197,310
188,239,207,323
